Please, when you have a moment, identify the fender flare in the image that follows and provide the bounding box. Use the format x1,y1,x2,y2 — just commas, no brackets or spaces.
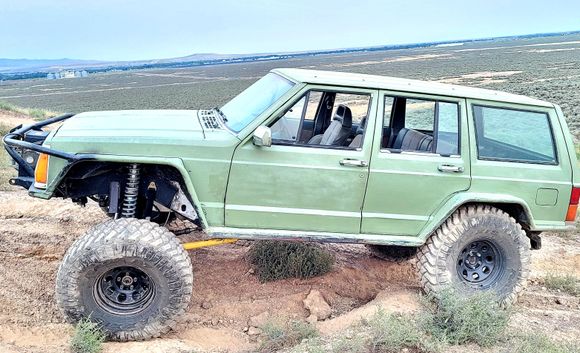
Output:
40,154,209,229
418,192,535,242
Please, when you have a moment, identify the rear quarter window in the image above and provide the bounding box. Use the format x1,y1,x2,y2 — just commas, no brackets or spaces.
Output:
473,105,557,164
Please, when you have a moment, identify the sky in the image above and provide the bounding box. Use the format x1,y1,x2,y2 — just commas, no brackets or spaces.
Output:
1,0,579,61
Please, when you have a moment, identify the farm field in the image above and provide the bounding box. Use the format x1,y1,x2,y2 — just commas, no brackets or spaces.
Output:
1,33,580,352
1,33,580,138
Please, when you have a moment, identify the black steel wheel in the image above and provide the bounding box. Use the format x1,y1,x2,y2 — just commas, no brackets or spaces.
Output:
417,205,530,306
56,218,193,341
456,240,504,288
95,266,155,315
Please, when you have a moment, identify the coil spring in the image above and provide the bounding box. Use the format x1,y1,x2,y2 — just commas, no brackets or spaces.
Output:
121,163,140,218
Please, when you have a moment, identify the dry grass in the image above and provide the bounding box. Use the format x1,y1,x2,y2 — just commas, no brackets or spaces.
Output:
259,320,318,353
0,100,58,121
0,123,16,191
510,333,580,353
543,273,580,296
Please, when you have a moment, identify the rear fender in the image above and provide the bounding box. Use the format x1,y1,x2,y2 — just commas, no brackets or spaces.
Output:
419,192,535,242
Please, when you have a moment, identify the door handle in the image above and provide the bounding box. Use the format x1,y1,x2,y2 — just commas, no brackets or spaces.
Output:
340,159,368,167
438,164,464,173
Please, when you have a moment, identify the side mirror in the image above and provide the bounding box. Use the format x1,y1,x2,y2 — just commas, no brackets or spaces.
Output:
253,126,272,147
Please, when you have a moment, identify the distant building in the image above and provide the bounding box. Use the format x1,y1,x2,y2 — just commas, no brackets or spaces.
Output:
47,70,89,79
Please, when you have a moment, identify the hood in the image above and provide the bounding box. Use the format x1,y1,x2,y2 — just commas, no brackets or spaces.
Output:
54,110,204,140
48,110,239,157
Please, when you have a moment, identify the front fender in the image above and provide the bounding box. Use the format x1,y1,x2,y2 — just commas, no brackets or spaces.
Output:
30,154,209,229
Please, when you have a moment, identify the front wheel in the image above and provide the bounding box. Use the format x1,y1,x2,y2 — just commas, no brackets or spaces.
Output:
416,205,530,306
56,218,193,341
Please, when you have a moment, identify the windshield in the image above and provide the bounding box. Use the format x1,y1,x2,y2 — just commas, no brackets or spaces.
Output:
221,73,294,132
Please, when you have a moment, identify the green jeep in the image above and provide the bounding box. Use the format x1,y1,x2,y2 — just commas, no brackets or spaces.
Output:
4,69,578,340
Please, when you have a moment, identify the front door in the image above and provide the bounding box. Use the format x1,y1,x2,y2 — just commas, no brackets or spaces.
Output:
225,86,378,233
362,90,471,236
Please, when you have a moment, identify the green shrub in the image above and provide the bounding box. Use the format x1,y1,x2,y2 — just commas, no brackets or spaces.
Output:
363,309,438,353
420,289,509,347
544,273,580,296
511,333,579,353
248,241,334,282
70,318,106,353
259,320,318,353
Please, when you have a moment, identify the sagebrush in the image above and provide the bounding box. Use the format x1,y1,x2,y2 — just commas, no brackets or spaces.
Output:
420,289,509,347
70,318,106,353
249,241,334,282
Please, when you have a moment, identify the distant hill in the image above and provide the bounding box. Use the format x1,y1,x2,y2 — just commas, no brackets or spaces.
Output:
0,58,103,73
1,30,579,80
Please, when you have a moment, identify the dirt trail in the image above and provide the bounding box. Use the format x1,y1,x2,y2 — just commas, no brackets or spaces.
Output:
0,190,579,352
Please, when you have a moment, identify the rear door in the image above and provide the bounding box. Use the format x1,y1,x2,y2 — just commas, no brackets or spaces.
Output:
361,91,471,236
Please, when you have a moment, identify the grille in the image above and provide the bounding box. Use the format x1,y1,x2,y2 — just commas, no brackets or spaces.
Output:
199,110,222,130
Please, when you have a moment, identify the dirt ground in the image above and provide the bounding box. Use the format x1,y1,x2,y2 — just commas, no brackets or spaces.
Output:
0,188,579,353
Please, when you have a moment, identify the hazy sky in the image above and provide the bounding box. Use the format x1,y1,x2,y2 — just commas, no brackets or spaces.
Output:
1,0,579,61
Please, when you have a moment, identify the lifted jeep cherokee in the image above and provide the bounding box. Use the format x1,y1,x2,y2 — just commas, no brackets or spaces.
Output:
4,68,578,340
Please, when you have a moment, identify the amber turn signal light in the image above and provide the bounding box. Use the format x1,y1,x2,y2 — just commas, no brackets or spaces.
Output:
34,153,49,188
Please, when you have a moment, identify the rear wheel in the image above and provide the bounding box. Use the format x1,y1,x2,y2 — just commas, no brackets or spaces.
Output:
416,205,530,306
56,218,193,341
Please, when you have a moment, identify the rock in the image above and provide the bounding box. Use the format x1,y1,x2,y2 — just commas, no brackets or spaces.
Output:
303,289,332,321
247,327,263,336
211,318,219,326
555,297,565,305
201,300,213,309
243,326,249,332
248,311,270,327
306,314,318,324
183,313,201,323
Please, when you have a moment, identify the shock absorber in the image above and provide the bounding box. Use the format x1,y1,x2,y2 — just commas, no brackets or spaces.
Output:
121,163,140,218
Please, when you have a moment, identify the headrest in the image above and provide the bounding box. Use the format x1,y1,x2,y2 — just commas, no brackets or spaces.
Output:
356,116,367,135
333,104,352,128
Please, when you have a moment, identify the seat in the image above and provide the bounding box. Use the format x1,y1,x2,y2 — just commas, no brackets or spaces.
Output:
308,105,353,146
392,128,433,152
348,116,367,148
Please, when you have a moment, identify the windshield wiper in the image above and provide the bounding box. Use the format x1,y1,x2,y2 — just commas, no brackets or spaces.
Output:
212,107,228,122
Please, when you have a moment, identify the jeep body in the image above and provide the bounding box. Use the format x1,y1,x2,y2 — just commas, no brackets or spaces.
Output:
6,68,578,244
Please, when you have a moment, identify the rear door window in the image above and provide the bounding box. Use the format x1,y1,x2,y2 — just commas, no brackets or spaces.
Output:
381,95,460,156
473,105,557,164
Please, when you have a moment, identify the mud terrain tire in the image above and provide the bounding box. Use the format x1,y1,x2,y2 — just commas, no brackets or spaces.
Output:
366,245,418,262
417,205,530,306
56,218,193,341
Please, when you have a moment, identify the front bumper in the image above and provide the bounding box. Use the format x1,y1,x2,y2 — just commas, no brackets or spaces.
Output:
3,113,76,189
